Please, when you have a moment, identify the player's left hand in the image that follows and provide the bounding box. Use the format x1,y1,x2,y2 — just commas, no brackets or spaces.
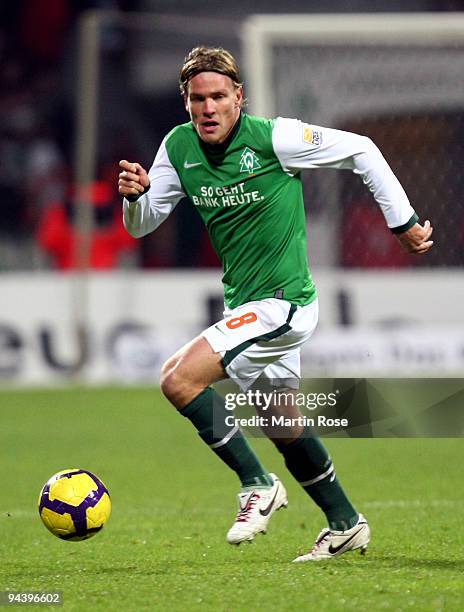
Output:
396,220,434,254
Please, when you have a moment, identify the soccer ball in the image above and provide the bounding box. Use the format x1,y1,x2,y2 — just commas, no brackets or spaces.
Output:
38,469,111,541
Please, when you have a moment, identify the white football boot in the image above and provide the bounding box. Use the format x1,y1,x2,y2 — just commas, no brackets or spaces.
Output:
293,513,370,562
227,474,288,545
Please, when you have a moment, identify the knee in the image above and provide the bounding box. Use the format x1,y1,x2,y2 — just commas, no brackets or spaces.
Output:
161,358,197,407
160,360,181,403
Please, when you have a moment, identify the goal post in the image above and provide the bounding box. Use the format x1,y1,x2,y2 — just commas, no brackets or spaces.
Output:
243,13,464,119
242,13,464,267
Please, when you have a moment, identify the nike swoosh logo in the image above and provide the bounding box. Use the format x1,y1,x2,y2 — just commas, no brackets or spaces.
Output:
214,324,226,335
259,488,279,517
328,527,364,555
239,493,255,512
184,161,202,169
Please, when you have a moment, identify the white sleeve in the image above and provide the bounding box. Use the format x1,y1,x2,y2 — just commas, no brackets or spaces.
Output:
123,137,185,238
272,117,416,229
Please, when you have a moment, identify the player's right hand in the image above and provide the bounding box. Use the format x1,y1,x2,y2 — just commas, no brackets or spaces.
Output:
118,160,150,198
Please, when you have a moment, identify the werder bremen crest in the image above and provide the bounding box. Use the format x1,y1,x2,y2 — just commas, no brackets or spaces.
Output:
239,147,261,174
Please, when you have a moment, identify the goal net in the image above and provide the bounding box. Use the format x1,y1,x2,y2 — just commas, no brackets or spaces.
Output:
242,13,464,268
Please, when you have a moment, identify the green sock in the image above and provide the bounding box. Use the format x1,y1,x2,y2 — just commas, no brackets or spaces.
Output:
278,428,358,531
181,388,272,488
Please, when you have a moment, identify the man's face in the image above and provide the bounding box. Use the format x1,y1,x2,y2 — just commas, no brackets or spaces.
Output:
184,72,242,145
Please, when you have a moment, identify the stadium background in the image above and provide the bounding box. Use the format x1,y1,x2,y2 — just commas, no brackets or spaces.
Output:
1,2,464,611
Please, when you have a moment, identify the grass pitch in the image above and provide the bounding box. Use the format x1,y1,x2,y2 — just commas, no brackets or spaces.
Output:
0,387,463,611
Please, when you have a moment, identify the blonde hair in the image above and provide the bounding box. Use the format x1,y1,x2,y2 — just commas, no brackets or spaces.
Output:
179,46,242,95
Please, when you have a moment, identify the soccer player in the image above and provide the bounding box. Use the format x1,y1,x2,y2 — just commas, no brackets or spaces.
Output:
118,47,433,561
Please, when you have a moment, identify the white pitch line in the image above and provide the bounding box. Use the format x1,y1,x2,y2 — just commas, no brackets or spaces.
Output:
364,500,460,509
2,499,461,519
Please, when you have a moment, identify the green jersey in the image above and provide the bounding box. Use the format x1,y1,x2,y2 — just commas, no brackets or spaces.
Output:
123,115,416,308
164,114,315,308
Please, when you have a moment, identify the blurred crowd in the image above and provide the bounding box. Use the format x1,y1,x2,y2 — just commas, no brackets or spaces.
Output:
0,1,129,270
1,1,69,255
0,0,223,272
